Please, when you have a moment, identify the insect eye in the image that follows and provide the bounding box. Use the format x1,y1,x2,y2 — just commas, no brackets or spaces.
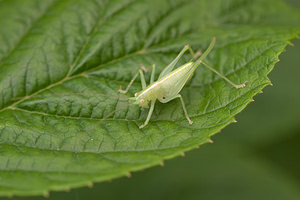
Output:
162,96,166,99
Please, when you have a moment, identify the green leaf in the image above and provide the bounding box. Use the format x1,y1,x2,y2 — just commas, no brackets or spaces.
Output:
0,0,299,197
2,28,300,200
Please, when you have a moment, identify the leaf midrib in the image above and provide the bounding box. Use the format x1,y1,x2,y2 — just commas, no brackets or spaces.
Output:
4,38,278,125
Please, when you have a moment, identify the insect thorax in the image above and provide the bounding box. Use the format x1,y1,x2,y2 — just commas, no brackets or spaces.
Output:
135,84,165,108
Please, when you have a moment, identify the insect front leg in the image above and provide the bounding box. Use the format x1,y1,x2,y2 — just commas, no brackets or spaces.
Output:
139,66,147,89
139,99,156,129
139,64,157,129
119,66,148,93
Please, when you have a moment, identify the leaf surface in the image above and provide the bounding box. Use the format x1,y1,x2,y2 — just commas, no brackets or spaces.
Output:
0,0,299,196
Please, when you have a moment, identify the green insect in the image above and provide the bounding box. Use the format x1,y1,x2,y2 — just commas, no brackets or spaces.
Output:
119,37,247,129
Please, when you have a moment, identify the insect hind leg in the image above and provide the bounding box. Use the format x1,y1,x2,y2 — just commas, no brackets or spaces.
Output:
202,61,247,89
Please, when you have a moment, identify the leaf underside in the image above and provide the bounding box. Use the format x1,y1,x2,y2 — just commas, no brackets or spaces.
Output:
0,0,299,196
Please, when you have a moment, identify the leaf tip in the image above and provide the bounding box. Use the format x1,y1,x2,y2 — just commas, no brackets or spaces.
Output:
209,139,214,143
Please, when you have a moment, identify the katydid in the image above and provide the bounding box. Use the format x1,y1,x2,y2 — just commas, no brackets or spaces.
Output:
119,37,247,129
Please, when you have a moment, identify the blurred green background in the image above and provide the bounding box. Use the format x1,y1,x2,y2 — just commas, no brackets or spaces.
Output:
2,1,300,200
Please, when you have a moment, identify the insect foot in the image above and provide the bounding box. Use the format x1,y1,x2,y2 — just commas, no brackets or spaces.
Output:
140,65,148,72
189,120,194,125
118,86,127,94
139,124,146,129
234,80,248,89
184,44,190,49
